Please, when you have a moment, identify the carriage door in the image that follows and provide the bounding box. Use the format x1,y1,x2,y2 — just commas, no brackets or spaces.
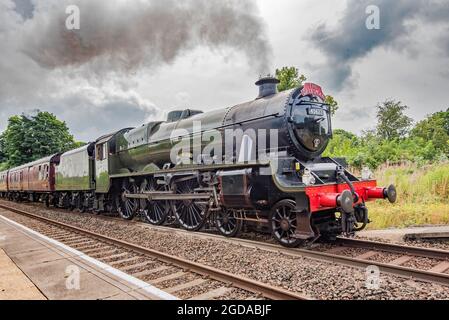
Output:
95,142,110,193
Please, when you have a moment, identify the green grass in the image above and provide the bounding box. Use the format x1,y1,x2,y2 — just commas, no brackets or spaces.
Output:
367,162,449,229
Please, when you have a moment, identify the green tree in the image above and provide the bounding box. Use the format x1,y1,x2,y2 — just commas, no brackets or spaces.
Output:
2,111,80,167
0,134,5,164
276,66,339,115
376,100,413,140
324,95,339,116
0,135,7,171
275,66,307,92
411,108,449,156
323,129,359,159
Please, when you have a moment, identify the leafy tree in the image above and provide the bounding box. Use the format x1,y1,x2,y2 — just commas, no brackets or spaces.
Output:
376,100,413,140
411,108,449,155
275,66,307,92
325,95,339,116
276,66,339,115
0,134,6,164
2,111,81,167
323,129,358,159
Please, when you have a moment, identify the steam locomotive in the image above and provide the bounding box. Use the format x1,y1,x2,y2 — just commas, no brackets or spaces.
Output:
0,77,397,247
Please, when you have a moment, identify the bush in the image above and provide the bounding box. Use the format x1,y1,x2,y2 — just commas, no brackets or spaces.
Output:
375,163,449,203
367,163,449,229
324,130,445,170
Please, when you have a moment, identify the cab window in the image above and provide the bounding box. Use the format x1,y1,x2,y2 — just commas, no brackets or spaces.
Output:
96,143,107,161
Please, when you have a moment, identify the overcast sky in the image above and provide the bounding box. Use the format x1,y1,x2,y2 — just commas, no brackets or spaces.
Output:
1,0,448,142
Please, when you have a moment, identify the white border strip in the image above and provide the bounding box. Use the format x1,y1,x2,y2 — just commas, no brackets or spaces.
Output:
0,214,179,300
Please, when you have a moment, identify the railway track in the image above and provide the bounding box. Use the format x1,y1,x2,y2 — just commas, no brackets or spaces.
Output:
183,230,449,286
210,233,449,287
0,203,309,300
91,214,449,286
2,201,449,291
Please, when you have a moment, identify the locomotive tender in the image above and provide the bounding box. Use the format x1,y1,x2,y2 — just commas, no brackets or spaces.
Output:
0,77,397,247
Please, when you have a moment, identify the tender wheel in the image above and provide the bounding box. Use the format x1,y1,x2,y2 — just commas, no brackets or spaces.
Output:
270,200,304,248
140,178,169,225
215,209,243,237
116,180,138,220
171,177,208,231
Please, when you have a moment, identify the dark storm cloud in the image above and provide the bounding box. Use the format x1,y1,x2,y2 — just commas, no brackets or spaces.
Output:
53,99,158,141
0,86,158,142
309,0,449,91
12,0,34,19
23,0,272,75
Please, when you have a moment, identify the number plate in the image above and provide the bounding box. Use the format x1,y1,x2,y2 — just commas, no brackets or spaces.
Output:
307,108,325,116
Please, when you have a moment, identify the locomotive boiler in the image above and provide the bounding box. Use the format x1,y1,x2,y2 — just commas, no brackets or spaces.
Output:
0,76,397,247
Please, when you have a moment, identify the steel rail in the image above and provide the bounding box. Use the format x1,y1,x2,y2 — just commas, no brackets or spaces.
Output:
0,203,310,300
192,234,449,287
335,237,449,260
195,235,449,287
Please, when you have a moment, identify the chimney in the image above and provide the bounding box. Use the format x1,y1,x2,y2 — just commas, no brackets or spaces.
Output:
255,75,280,99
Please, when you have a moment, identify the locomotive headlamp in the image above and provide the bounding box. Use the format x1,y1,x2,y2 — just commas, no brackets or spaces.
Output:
302,168,316,186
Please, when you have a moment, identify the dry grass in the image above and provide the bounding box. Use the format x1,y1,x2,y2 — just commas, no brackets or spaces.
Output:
366,162,449,229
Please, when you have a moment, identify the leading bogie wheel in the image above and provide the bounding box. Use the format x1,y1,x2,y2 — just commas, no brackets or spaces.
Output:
270,199,304,248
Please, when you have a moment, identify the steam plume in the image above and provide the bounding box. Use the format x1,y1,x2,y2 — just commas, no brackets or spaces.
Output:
22,0,272,74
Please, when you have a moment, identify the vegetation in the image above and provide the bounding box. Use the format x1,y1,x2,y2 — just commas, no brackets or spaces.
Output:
0,111,83,169
412,109,449,155
276,66,307,92
368,163,449,229
324,105,449,170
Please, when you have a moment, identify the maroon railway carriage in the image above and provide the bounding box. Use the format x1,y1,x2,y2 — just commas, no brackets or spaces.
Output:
0,170,8,197
6,154,61,201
